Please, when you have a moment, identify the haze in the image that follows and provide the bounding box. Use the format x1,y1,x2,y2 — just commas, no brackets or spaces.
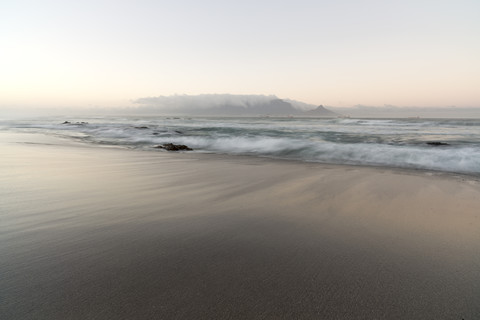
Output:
1,0,479,109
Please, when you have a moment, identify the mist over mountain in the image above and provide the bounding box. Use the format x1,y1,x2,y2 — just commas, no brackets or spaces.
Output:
133,94,338,117
4,95,479,119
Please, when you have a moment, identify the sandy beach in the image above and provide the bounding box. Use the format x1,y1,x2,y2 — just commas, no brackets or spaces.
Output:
1,132,480,319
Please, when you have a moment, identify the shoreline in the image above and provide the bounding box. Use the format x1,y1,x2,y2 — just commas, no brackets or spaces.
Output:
1,131,480,319
3,130,480,181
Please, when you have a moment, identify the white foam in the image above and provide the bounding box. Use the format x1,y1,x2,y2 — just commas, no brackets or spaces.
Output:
3,116,479,174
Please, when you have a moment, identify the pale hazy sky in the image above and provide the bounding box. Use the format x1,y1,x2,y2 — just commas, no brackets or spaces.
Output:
1,0,479,108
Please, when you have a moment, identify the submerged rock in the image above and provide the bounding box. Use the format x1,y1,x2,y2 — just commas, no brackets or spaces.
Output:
155,143,193,151
61,121,88,125
426,142,449,146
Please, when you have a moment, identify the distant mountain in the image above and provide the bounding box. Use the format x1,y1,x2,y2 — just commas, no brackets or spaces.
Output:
304,105,338,117
198,99,299,116
133,94,338,117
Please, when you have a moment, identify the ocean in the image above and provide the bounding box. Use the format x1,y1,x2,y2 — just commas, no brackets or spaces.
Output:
1,116,479,175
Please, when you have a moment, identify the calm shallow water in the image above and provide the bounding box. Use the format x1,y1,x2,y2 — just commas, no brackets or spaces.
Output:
2,116,479,174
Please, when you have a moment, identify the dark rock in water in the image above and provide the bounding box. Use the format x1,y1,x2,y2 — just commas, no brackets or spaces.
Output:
155,143,193,151
62,121,88,125
427,142,449,146
134,126,149,129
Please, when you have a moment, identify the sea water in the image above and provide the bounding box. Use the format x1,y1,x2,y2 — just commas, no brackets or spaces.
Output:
1,116,479,175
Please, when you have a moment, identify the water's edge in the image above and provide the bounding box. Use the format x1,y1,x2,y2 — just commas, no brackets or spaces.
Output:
2,116,479,176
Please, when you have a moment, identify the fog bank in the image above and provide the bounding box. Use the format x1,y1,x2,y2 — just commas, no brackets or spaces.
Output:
132,94,336,116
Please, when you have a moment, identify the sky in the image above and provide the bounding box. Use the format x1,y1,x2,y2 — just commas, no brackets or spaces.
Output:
1,0,479,109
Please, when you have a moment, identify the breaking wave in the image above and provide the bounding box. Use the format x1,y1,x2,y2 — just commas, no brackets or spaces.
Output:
2,116,480,175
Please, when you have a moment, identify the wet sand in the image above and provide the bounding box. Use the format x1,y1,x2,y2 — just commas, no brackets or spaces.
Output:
1,132,480,319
